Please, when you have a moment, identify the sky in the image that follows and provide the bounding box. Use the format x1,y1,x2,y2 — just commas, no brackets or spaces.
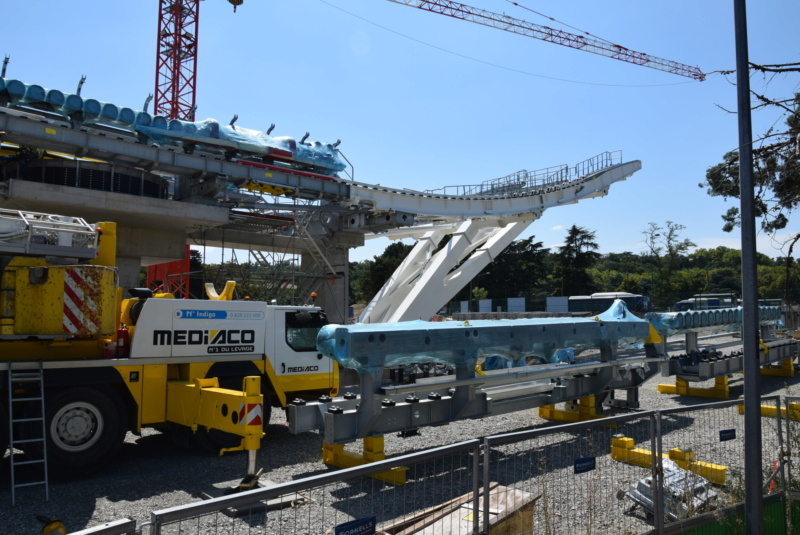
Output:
3,0,798,263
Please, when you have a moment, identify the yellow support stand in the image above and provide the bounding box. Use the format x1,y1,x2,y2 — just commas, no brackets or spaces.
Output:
737,401,800,420
611,436,652,468
538,396,608,423
322,436,408,485
205,281,236,300
658,376,729,399
760,358,795,377
611,435,727,484
667,447,727,485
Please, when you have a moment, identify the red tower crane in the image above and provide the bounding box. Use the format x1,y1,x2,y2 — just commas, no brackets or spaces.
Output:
154,0,243,121
386,0,705,81
149,0,242,294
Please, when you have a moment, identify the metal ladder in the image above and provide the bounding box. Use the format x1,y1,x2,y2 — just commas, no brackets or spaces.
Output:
7,364,49,505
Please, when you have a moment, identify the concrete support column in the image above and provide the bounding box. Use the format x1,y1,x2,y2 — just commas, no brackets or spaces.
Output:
115,224,188,294
302,247,349,325
116,256,143,292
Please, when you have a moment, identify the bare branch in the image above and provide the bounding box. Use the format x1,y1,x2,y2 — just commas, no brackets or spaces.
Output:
750,62,800,74
751,91,796,114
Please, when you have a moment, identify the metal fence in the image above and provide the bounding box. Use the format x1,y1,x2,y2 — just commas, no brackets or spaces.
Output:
146,440,481,535
480,397,785,534
77,395,792,535
782,396,800,493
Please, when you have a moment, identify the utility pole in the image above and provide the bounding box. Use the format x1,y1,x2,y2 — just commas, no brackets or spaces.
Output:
733,0,763,533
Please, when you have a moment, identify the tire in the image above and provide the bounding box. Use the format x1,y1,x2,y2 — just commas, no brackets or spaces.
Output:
41,387,127,476
195,380,271,453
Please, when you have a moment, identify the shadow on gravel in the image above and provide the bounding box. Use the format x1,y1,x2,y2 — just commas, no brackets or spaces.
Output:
0,421,330,534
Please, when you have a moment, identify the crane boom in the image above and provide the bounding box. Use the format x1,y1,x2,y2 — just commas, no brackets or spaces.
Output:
386,0,705,81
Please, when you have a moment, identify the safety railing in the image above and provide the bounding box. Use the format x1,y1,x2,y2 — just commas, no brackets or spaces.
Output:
425,150,623,197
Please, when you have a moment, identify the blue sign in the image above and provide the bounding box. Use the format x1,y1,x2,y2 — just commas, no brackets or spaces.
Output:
335,516,376,535
574,456,596,474
720,429,736,442
176,309,227,320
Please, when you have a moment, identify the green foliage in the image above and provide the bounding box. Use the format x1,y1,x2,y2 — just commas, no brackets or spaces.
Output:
347,228,800,313
200,257,304,303
641,221,698,308
348,260,373,304
700,72,799,291
471,286,489,302
593,252,653,275
189,249,205,299
701,90,799,235
470,236,552,300
350,241,414,304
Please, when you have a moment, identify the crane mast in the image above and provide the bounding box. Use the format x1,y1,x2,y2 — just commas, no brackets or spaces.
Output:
154,0,200,120
153,0,242,121
386,0,705,81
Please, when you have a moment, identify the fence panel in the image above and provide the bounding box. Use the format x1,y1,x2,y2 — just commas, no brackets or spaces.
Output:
785,396,800,492
133,396,791,534
148,440,480,535
656,396,783,530
483,412,657,534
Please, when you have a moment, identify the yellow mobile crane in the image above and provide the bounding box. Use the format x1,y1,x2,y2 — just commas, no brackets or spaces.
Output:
0,209,338,485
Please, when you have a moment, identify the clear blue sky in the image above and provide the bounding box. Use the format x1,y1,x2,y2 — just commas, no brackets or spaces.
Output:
4,1,798,262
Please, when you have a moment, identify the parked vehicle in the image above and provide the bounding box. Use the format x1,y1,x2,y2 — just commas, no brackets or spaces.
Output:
0,209,338,475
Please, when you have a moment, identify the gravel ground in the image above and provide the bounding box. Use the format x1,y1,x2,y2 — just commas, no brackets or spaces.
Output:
2,333,798,534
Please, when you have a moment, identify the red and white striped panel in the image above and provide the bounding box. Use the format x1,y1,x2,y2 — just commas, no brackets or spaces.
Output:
62,267,101,334
238,403,263,427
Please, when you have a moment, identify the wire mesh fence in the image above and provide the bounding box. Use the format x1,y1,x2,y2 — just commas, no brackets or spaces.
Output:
481,396,787,534
78,395,797,535
784,396,800,492
147,440,481,535
482,411,657,534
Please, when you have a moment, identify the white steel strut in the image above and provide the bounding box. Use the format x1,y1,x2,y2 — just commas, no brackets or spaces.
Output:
359,160,642,323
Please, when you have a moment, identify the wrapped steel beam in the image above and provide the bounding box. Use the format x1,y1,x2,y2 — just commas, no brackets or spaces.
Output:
646,306,781,337
317,300,652,374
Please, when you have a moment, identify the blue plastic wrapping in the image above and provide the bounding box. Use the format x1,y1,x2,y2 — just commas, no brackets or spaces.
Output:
645,306,780,337
317,300,651,374
135,119,345,174
0,77,346,176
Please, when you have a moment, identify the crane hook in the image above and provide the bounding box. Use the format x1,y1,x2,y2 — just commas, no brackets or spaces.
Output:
228,0,243,12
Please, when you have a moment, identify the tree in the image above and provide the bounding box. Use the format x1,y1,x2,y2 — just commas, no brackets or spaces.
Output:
593,252,651,275
555,225,600,295
350,241,415,304
189,249,205,299
701,63,799,302
643,221,696,308
473,236,550,299
470,286,489,311
348,260,372,304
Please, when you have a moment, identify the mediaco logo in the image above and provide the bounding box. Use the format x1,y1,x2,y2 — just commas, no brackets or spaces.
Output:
153,329,256,354
286,365,320,373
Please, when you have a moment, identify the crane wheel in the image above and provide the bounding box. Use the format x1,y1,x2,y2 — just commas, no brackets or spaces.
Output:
35,387,128,477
